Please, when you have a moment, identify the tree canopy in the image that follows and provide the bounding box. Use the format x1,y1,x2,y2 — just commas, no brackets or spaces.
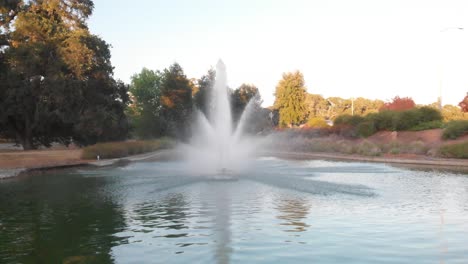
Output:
0,0,129,149
231,83,261,122
128,63,193,140
273,71,307,127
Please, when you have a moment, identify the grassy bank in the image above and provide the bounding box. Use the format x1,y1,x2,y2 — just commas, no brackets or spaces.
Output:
439,141,468,159
267,132,468,159
81,138,174,160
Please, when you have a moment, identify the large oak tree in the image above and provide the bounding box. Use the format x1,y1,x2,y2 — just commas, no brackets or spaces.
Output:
0,0,129,149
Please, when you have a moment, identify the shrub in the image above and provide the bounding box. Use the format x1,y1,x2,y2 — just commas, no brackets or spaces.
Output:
438,141,468,158
81,139,174,159
442,120,468,140
329,124,356,138
334,115,365,126
409,120,444,131
334,140,356,154
394,109,420,130
389,147,401,154
355,121,376,137
367,111,397,131
307,117,329,128
356,140,381,156
418,107,443,123
407,141,429,155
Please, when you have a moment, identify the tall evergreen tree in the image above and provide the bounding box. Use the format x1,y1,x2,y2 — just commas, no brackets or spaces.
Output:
273,71,307,127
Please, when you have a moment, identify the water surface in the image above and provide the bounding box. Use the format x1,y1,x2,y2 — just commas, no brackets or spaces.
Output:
1,158,468,263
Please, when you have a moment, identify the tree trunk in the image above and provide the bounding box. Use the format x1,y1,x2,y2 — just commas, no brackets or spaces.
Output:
22,135,34,150
20,116,35,150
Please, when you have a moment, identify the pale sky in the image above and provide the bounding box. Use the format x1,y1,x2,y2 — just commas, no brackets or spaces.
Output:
89,0,468,107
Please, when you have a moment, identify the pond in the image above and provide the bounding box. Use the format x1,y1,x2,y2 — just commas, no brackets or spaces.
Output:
1,158,468,263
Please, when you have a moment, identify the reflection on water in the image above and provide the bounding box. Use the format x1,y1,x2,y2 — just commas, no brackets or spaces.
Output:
212,188,232,264
131,193,189,231
276,197,310,233
0,172,126,264
1,159,468,264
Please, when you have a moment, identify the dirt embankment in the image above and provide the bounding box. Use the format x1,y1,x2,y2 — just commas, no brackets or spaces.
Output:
0,149,85,169
366,129,468,147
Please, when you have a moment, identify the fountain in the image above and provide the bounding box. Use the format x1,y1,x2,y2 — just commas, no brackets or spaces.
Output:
182,60,258,176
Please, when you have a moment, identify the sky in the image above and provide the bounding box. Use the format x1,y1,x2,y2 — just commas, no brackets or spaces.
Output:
88,0,468,107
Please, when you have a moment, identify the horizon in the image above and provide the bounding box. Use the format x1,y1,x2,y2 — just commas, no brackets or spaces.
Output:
89,0,468,107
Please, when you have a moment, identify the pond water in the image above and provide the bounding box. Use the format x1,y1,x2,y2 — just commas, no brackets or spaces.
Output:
1,158,468,263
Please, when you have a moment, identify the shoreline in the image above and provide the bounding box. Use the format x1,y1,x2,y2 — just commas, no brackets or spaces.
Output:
263,151,468,173
0,149,175,179
1,149,467,179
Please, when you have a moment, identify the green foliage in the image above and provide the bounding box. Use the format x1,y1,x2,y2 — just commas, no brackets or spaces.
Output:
81,138,174,160
334,115,365,126
273,71,307,127
418,106,443,123
408,120,443,131
231,84,271,134
231,83,261,122
335,107,443,137
355,121,376,137
128,63,193,140
0,0,129,149
128,68,164,139
307,117,328,128
438,141,468,159
193,69,215,118
442,120,468,140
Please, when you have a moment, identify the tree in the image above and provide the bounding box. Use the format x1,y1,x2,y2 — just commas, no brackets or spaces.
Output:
273,71,307,127
305,94,328,120
0,0,128,149
160,63,193,139
353,97,384,116
231,83,262,122
326,97,352,120
381,96,415,111
193,68,215,117
459,93,468,112
127,68,164,139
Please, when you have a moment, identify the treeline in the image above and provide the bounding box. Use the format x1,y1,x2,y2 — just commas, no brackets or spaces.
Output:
0,1,270,150
272,71,468,129
127,65,271,140
334,107,443,137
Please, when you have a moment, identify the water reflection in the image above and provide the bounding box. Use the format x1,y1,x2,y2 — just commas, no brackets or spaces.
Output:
275,197,310,233
0,172,127,264
212,188,232,264
131,193,189,231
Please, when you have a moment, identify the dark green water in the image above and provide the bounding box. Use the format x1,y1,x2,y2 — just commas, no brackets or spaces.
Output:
1,158,468,263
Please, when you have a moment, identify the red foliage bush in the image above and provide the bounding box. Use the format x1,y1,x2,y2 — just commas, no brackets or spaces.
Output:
459,93,468,112
381,96,415,111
